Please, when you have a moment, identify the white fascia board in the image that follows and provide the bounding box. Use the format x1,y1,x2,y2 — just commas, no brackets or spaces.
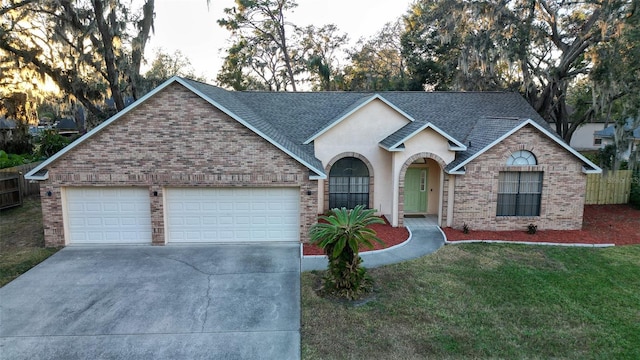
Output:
176,78,328,179
445,169,466,175
303,94,416,145
448,119,603,173
378,143,405,152
387,122,467,151
25,76,182,180
309,174,327,180
582,166,602,174
25,170,49,181
448,143,467,151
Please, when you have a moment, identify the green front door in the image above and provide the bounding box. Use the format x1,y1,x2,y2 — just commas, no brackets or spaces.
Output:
405,168,427,213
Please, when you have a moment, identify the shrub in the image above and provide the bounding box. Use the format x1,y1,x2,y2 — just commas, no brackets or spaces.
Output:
309,205,385,300
0,151,38,169
527,223,538,235
36,130,72,158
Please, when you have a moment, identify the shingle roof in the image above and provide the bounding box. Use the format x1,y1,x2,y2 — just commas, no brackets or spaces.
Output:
180,78,326,175
594,119,640,139
26,76,581,180
180,80,557,176
0,118,16,129
445,117,528,171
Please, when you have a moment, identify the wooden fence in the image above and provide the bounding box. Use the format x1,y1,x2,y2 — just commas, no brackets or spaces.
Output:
0,161,42,198
585,170,632,205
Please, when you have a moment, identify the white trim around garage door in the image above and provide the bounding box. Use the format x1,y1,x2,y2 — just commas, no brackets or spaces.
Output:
63,187,152,245
164,187,300,243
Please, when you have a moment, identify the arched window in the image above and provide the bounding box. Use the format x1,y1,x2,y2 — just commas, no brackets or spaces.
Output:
506,150,537,166
498,150,542,216
329,157,369,209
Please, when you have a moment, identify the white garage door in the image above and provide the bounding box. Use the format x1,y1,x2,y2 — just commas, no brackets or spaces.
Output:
165,188,300,243
65,187,152,244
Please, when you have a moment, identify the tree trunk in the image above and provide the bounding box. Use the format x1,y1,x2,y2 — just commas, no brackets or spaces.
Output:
92,0,124,111
130,0,155,100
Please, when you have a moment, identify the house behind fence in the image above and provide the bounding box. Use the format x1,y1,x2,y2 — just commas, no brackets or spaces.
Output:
585,170,632,205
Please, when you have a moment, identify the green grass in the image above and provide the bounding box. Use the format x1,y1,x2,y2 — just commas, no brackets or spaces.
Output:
302,244,640,359
0,247,60,287
0,196,59,287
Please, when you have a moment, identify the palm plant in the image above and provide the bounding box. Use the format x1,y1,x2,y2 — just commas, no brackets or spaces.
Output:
309,205,385,299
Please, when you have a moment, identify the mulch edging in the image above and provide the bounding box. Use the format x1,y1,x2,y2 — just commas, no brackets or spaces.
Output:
444,205,639,246
303,205,639,256
302,216,410,256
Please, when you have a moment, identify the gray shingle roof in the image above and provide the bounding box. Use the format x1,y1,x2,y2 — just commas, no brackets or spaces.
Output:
23,76,602,181
178,78,566,176
594,119,640,139
181,78,326,175
445,117,529,171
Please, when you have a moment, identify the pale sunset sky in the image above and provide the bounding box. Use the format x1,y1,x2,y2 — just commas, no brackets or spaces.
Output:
146,0,415,82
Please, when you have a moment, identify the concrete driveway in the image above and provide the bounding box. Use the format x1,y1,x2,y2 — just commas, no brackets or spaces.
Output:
0,244,300,360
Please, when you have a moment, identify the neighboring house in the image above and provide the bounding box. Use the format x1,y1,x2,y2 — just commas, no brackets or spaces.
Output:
0,117,16,143
26,77,601,247
594,119,640,161
54,118,80,137
568,121,608,151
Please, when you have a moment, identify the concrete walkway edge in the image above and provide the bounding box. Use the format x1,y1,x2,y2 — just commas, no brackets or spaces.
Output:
301,223,445,272
300,223,616,272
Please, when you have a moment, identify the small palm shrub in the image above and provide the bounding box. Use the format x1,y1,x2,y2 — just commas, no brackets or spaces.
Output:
309,205,385,300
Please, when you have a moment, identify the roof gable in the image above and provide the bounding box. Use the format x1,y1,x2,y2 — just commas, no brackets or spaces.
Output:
379,120,466,151
26,77,327,180
303,94,415,144
446,119,602,174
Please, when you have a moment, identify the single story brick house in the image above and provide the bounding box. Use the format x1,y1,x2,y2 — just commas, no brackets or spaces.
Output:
26,77,601,247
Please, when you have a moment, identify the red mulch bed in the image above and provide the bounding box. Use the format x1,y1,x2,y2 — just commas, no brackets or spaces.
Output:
444,204,640,246
303,216,410,256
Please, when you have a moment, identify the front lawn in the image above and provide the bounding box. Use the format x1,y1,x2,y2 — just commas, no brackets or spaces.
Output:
0,196,59,287
302,244,640,359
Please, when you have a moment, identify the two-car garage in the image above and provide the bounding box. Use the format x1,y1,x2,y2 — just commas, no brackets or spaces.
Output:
63,187,300,245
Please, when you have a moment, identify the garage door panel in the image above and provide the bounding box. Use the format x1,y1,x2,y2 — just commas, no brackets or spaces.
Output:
65,188,152,244
166,188,299,243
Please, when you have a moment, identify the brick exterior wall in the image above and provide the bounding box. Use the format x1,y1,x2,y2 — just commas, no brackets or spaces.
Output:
38,83,317,246
451,125,587,231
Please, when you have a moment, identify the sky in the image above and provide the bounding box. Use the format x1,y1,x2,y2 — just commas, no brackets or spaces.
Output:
145,0,415,82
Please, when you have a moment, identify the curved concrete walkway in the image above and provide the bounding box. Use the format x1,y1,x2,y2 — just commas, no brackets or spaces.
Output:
301,218,446,271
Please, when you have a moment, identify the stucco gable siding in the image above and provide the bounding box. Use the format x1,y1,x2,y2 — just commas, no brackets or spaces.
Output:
451,124,587,231
39,83,316,246
314,99,411,216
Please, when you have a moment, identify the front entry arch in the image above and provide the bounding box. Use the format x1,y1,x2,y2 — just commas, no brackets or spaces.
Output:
397,153,448,227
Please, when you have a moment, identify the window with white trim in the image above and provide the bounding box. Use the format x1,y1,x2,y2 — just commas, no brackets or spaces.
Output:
497,150,542,216
497,172,543,216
